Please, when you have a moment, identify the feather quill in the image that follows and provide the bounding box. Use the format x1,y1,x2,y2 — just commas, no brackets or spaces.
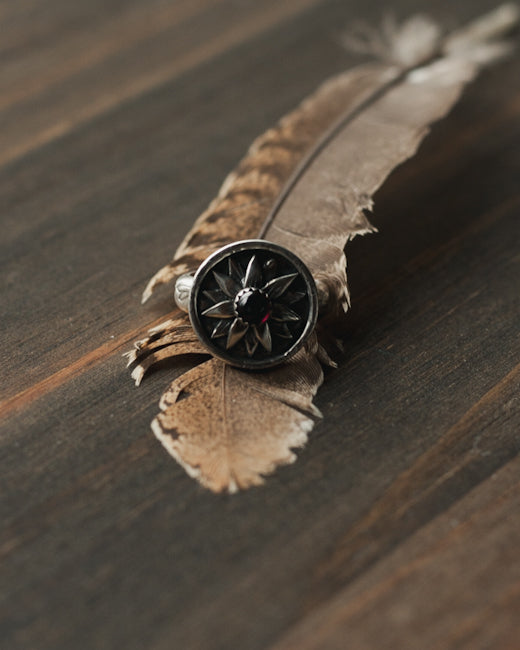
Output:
128,5,518,492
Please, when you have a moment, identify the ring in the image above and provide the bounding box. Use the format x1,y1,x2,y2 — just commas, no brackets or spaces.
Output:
174,240,319,369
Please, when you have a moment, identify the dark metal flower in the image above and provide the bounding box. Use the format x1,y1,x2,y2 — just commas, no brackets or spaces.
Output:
189,241,318,369
200,253,304,357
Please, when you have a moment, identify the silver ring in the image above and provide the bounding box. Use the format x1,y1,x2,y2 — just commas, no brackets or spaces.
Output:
174,240,319,369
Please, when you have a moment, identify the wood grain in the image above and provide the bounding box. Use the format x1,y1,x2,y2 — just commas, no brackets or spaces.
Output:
0,0,324,166
272,454,520,650
0,0,519,648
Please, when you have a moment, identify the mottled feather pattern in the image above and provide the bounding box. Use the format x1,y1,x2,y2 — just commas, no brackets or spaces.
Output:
141,63,400,303
124,316,208,385
129,6,519,492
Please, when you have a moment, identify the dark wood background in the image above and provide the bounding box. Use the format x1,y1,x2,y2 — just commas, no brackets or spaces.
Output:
1,0,519,648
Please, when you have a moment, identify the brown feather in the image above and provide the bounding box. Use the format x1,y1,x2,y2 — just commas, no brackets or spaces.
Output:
129,6,518,492
141,62,400,303
265,48,485,311
124,316,208,385
151,335,323,493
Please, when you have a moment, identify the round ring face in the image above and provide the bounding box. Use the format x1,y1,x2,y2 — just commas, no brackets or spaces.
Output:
189,240,318,369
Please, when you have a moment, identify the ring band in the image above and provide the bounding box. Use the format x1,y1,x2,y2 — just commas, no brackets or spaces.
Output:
174,240,319,369
174,273,195,313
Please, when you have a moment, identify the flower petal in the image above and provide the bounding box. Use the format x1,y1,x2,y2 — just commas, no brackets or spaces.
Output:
254,322,272,352
282,290,306,304
271,303,301,322
228,258,244,283
245,330,259,357
203,289,225,303
243,255,262,288
201,300,235,318
272,322,292,339
226,319,249,349
211,320,231,339
262,273,298,299
213,271,241,297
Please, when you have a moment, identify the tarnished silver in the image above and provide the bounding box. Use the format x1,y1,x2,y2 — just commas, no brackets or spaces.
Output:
174,240,319,369
174,273,194,313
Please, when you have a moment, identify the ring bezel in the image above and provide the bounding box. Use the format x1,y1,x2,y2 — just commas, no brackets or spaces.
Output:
188,240,318,369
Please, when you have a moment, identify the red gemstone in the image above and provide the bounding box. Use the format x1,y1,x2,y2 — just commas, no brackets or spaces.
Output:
235,288,272,325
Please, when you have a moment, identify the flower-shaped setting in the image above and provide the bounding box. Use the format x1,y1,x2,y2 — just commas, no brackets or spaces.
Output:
189,240,318,369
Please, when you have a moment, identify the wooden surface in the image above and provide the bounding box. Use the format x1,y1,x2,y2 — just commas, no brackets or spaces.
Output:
1,0,519,648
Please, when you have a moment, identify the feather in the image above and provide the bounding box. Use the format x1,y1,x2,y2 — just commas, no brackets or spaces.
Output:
152,335,323,493
124,315,208,385
129,6,518,492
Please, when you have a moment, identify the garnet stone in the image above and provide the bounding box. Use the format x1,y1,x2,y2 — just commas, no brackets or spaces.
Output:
234,288,272,325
